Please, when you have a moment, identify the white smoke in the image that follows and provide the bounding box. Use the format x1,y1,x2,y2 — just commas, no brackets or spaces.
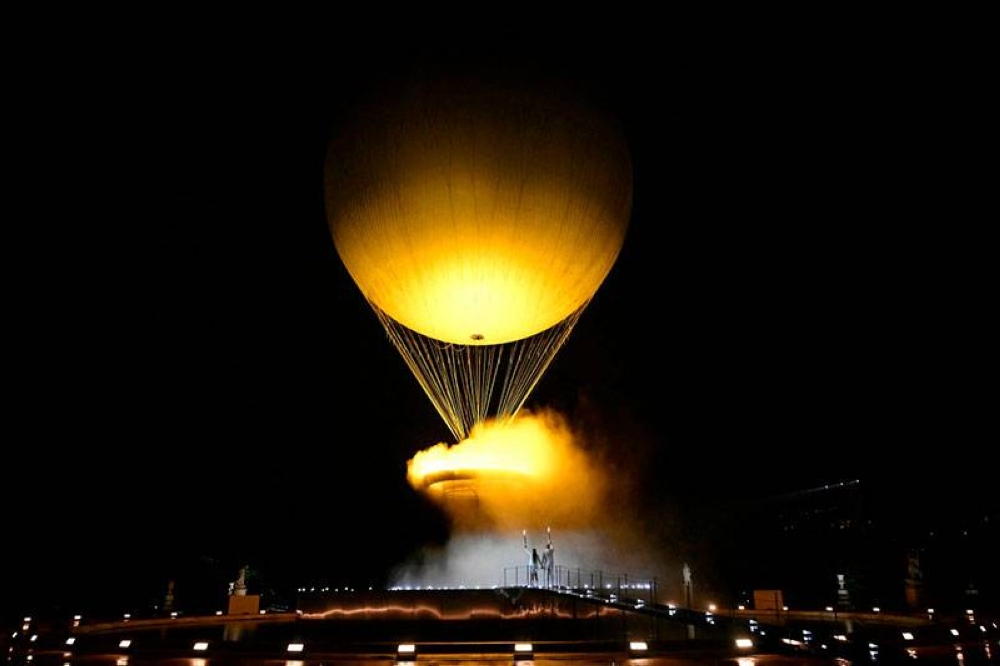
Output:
391,407,688,597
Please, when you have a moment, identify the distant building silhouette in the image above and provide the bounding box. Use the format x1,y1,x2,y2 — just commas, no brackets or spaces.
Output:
723,479,997,614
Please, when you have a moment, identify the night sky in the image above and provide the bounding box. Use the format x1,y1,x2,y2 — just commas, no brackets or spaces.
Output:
5,13,994,622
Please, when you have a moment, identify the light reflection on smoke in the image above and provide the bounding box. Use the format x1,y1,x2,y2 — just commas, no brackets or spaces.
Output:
394,407,679,591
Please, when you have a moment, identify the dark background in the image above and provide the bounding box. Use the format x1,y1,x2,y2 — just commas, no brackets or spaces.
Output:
5,10,994,623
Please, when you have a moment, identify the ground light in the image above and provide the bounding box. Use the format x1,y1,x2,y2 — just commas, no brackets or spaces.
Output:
396,643,416,664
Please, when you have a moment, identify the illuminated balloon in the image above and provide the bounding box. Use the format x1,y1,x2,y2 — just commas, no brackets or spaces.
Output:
325,76,632,346
324,73,633,438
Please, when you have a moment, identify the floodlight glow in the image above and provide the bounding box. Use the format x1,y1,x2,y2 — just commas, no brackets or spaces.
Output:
397,644,416,654
629,641,648,651
951,629,960,636
65,638,75,646
287,643,304,653
736,638,754,649
514,643,533,653
118,640,131,648
193,642,209,651
902,632,914,641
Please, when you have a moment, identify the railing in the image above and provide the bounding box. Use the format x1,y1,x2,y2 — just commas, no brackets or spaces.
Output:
501,565,657,604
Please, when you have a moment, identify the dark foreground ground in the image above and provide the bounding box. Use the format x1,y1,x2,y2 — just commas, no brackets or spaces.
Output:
5,588,997,665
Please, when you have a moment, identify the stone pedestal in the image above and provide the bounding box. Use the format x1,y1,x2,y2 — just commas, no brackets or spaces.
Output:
905,579,924,610
228,594,260,615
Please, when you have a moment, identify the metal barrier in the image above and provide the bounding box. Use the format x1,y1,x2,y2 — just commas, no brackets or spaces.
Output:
501,565,657,605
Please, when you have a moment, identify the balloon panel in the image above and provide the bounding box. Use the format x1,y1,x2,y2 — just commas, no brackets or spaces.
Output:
325,79,632,345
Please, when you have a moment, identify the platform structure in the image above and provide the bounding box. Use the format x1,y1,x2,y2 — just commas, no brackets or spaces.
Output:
9,565,996,665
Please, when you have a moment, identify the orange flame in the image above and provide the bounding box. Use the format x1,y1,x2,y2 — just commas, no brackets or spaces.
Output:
406,408,605,531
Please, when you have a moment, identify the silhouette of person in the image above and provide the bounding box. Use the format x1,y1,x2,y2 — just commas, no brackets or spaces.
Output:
543,541,555,588
523,530,533,586
531,548,541,586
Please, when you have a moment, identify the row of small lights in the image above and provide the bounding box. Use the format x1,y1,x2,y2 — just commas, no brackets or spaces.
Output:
729,608,998,649
728,604,984,619
52,638,752,658
26,618,746,660
20,619,999,662
42,630,745,655
564,582,656,590
45,596,984,630
384,583,656,591
17,609,752,661
21,606,996,629
305,582,659,592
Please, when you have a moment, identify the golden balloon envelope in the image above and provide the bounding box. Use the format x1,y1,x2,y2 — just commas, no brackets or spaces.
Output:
325,76,633,345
